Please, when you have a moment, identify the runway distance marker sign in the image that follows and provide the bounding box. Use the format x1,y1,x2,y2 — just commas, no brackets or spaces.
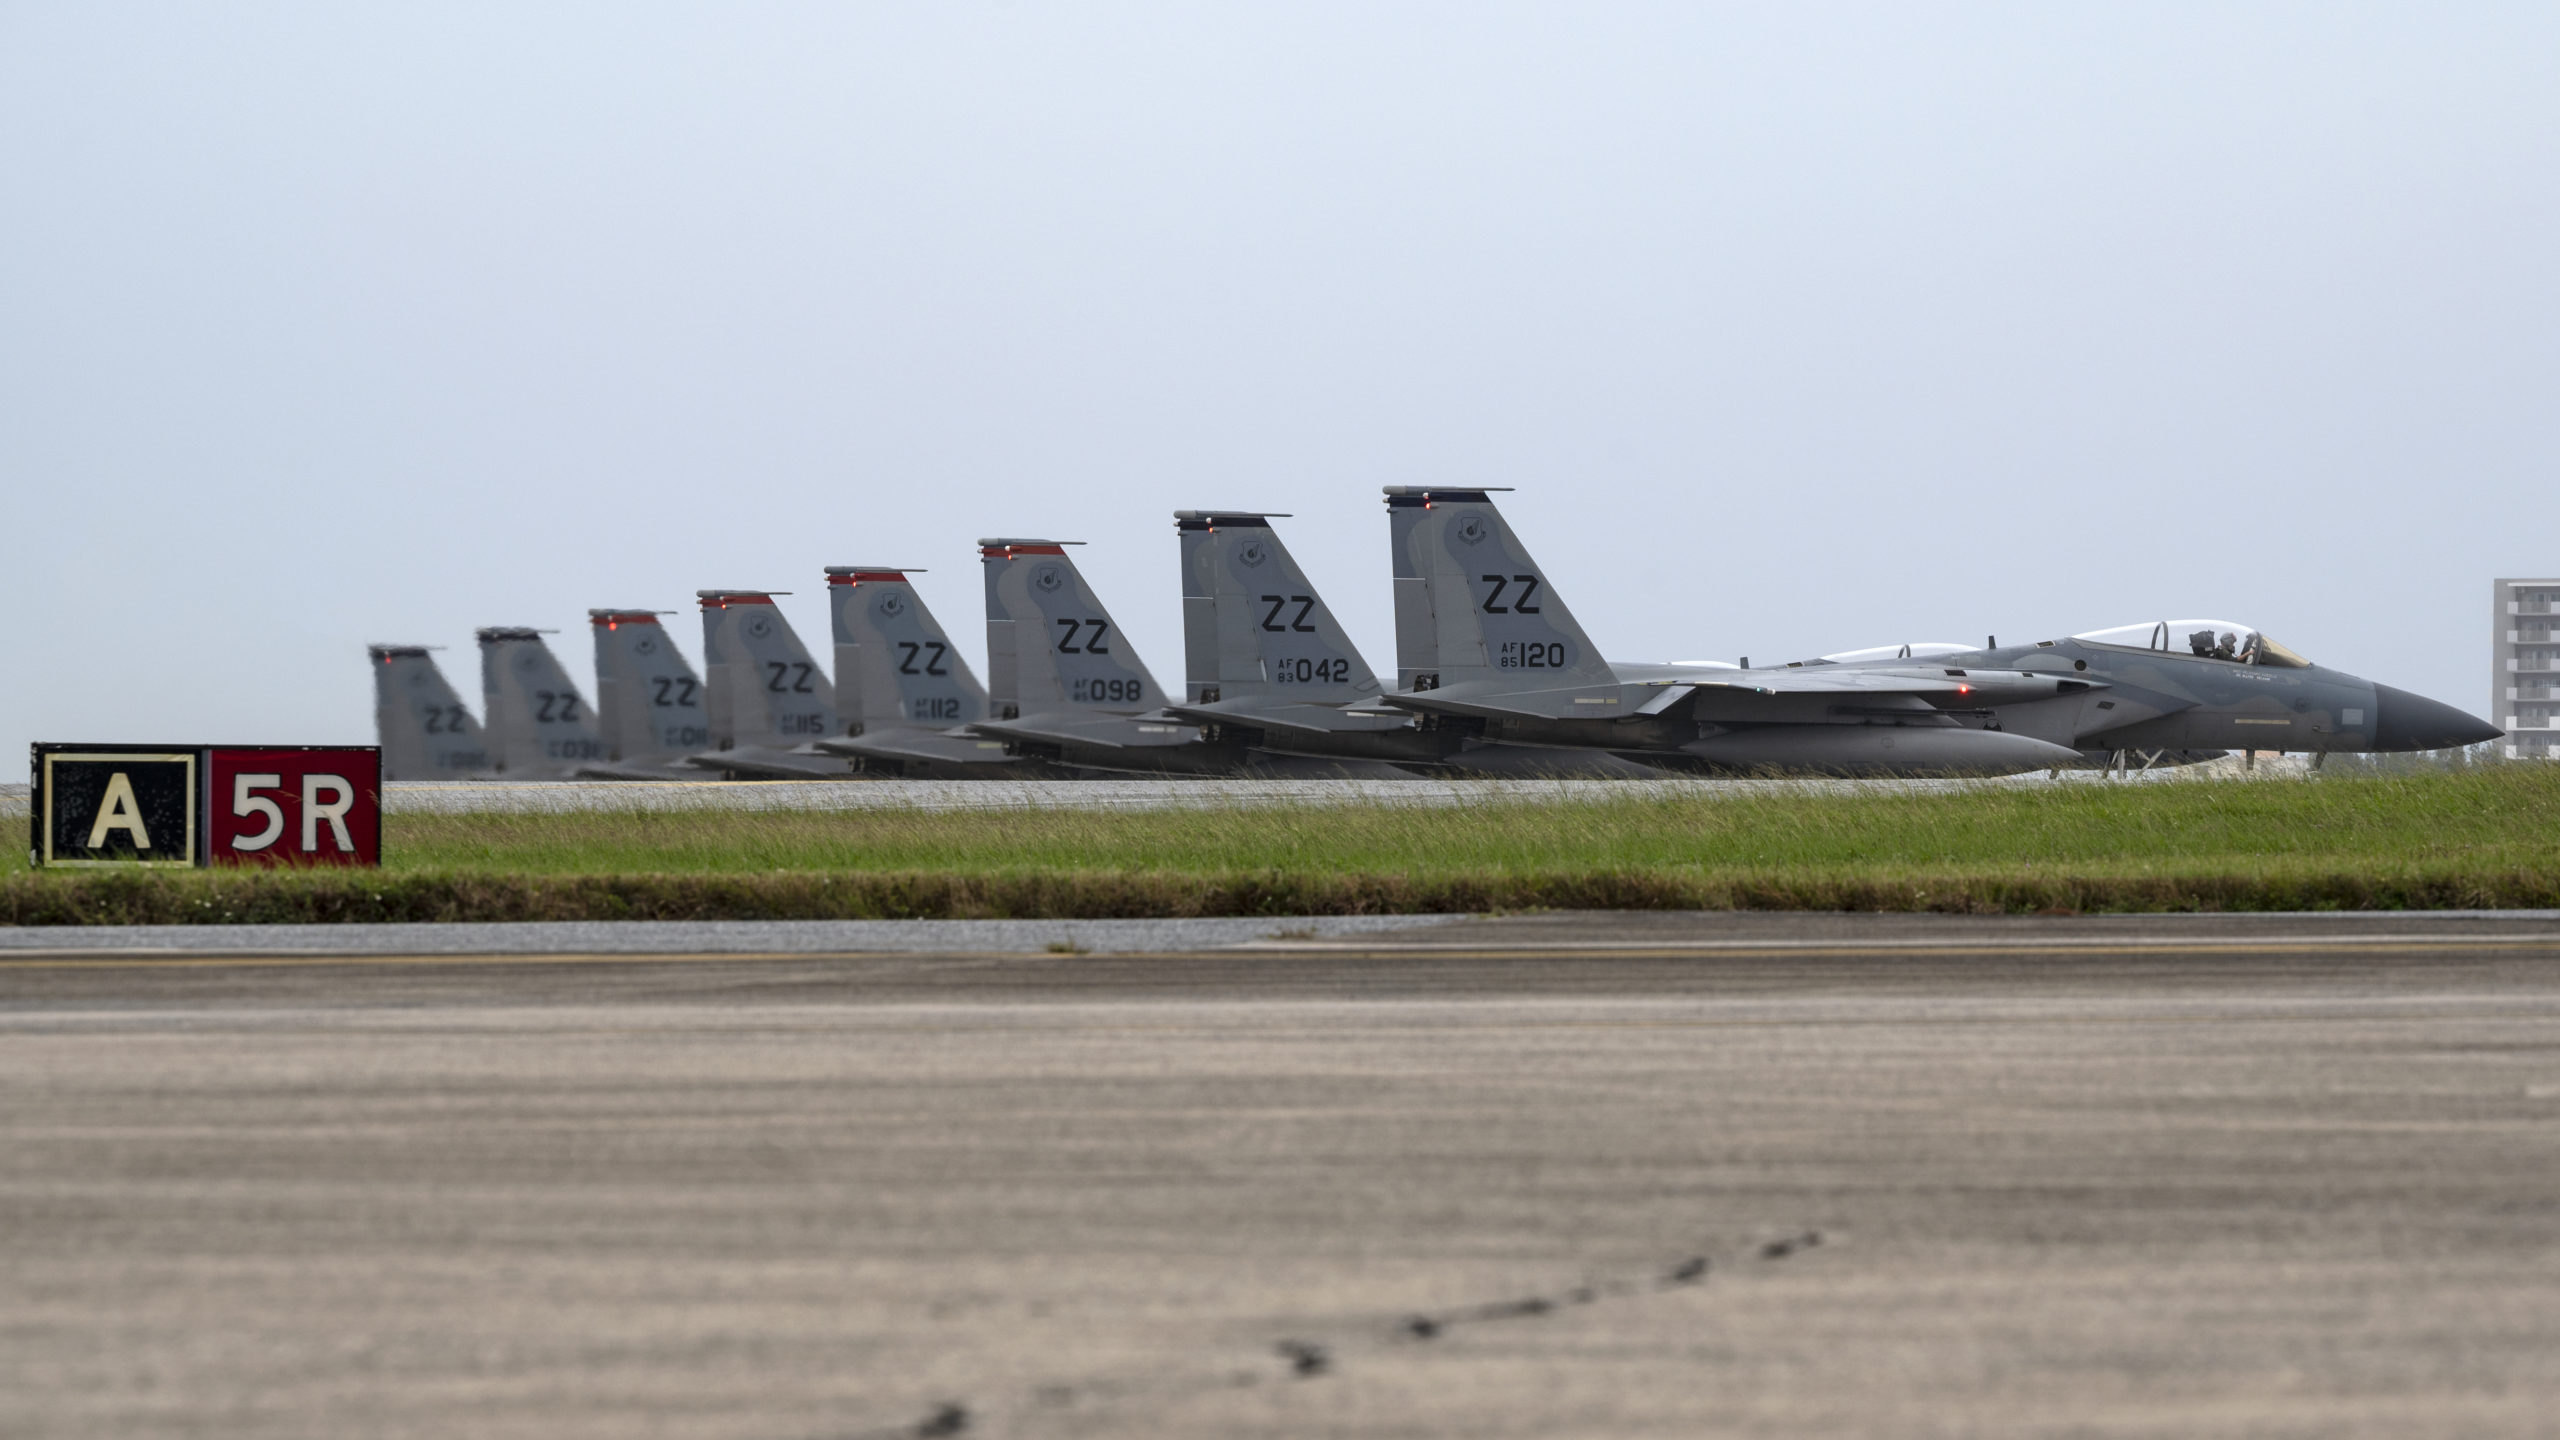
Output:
30,744,381,868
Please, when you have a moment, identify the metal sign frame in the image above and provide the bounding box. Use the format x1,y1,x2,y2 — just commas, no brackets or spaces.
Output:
32,746,202,868
29,744,382,869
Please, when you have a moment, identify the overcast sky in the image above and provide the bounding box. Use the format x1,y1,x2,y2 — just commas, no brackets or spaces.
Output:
5,5,2555,781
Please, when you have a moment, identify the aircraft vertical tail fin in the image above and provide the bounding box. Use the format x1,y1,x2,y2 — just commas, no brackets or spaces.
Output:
476,628,605,777
696,592,839,749
977,540,1168,719
1175,511,1381,704
825,567,987,731
589,610,708,761
1381,488,1614,693
369,644,491,780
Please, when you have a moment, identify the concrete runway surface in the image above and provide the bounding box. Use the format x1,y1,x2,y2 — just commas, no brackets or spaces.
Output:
5,912,2557,1438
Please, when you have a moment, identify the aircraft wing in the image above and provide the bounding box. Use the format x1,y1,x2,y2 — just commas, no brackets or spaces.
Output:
968,711,1207,751
1632,666,2104,716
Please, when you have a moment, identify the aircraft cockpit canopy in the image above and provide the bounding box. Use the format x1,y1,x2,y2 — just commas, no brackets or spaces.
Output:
1815,642,1976,665
2071,620,2311,668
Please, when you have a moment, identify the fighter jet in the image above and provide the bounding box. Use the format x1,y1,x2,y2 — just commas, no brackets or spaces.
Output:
1170,510,1668,777
970,538,1407,776
584,608,722,779
688,590,853,780
369,644,493,780
1379,489,2087,775
1383,488,2497,772
807,566,1042,777
1827,621,2503,766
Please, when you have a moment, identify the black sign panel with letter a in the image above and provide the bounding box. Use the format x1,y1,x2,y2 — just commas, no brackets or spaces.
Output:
33,746,202,866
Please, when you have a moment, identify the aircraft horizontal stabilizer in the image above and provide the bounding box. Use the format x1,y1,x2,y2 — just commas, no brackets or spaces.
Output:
681,746,852,780
1164,697,1418,737
970,714,1206,751
572,759,715,781
1379,685,1634,724
814,728,1023,767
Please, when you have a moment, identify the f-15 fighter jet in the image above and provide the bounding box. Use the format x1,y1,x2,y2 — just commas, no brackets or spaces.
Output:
1382,489,2496,773
369,644,493,780
687,590,852,779
1170,510,1666,777
809,566,1041,777
970,538,1406,776
1381,489,2091,775
1870,621,2500,765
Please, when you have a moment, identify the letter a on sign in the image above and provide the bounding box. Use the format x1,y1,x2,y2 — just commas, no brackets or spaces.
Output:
34,749,199,866
86,772,153,850
33,744,379,868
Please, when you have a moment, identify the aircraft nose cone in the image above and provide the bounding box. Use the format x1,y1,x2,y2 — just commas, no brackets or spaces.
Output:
2370,684,2503,752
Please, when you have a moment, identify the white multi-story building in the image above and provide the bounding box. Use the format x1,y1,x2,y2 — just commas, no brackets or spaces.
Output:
2495,578,2560,758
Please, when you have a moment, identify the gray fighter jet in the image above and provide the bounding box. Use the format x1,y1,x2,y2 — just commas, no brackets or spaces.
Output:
583,608,722,779
969,538,1407,776
687,590,853,780
808,566,1038,777
1170,510,1667,777
369,644,493,780
1822,622,2502,766
474,627,610,778
1381,489,2093,775
1382,488,2495,773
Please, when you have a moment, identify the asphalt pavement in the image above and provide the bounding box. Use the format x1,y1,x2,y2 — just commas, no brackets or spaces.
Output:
4,912,2555,1437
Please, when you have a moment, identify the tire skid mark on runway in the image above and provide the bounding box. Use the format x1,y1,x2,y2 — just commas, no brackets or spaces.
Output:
818,1234,1829,1440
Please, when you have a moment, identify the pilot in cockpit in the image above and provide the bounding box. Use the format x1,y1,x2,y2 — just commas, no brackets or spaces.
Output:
2085,620,2310,669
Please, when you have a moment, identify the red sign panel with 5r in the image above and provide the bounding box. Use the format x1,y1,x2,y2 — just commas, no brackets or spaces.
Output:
30,744,381,868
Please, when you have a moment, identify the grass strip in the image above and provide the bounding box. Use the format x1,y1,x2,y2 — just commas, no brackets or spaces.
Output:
9,766,2557,924
9,865,2560,926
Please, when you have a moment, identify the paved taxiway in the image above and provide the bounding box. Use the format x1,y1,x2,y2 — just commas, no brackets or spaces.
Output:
5,912,2556,1438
